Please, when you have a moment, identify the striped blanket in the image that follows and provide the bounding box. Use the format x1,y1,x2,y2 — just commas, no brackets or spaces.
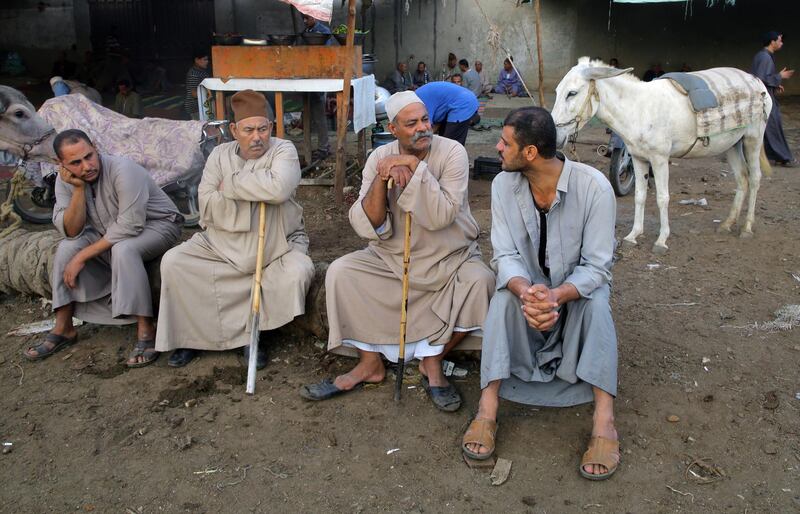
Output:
664,67,768,138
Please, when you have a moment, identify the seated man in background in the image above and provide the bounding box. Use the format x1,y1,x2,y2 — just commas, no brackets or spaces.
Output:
113,79,143,118
156,90,314,369
462,107,619,481
413,61,430,88
385,61,415,94
475,60,493,97
458,59,482,97
495,57,523,97
301,91,494,411
24,129,183,367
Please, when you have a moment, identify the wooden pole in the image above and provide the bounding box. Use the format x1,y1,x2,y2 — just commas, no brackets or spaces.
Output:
394,210,411,402
534,0,546,108
334,0,358,203
215,91,225,121
275,91,284,138
303,93,313,165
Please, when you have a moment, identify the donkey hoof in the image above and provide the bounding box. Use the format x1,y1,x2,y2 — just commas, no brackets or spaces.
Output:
652,243,669,255
622,238,637,248
739,230,754,239
717,223,732,234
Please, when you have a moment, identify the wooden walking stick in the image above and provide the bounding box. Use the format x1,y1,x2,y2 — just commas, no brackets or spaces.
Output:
246,202,268,395
394,209,412,401
388,177,412,402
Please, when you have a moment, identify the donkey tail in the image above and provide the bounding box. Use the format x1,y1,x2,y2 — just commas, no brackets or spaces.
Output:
760,145,773,177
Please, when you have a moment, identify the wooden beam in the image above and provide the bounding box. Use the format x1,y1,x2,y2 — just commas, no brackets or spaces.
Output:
534,0,546,108
303,94,313,165
215,91,225,121
275,92,284,138
211,46,362,79
335,0,358,203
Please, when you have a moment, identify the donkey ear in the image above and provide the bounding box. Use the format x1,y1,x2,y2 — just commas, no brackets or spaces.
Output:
581,66,634,80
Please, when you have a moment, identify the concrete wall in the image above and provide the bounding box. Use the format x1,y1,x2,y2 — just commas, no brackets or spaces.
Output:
368,0,800,95
0,0,91,78
574,0,800,94
371,0,577,91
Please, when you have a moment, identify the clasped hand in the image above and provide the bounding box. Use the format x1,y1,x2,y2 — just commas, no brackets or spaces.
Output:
520,284,560,331
377,155,416,188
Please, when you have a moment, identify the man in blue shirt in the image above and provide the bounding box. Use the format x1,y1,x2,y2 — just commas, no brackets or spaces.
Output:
415,81,479,146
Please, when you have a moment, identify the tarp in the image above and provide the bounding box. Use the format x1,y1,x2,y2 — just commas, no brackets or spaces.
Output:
278,0,333,22
614,0,734,4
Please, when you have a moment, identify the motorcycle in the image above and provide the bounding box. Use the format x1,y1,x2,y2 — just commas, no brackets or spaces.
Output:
603,130,636,197
0,120,232,228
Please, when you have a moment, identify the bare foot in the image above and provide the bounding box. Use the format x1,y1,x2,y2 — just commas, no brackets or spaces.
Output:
333,356,385,391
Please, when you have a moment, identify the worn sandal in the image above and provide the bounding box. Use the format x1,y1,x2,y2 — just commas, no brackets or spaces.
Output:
127,340,159,368
462,418,498,460
421,376,462,412
579,436,620,481
299,378,363,401
24,333,78,361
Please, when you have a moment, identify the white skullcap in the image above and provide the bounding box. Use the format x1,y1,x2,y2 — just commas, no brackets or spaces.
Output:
385,91,424,122
49,76,64,87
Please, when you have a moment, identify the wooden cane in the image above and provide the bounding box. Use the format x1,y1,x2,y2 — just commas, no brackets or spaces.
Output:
388,177,412,401
246,202,268,395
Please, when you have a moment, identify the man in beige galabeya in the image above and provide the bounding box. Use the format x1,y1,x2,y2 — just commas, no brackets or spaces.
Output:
156,90,314,369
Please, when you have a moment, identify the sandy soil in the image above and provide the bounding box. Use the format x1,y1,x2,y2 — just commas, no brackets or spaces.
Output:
1,98,799,513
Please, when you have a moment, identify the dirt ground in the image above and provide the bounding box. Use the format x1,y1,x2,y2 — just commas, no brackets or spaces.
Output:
1,96,799,514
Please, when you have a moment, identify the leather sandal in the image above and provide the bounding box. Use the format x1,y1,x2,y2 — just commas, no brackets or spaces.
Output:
421,376,462,412
127,340,159,368
579,436,620,481
299,378,363,401
462,418,498,460
24,333,77,361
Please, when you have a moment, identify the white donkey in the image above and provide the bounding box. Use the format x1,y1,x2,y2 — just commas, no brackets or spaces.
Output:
551,58,772,254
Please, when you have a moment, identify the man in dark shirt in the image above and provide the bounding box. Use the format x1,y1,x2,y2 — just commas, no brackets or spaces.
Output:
184,49,210,120
752,31,796,166
413,61,430,88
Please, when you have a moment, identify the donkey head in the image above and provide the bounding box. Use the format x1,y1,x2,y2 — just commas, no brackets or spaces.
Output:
0,85,57,163
551,57,633,148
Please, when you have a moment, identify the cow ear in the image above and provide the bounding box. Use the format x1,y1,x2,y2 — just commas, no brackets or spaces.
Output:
581,66,634,80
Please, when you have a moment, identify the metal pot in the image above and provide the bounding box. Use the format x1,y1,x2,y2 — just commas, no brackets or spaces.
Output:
362,54,377,76
371,131,396,149
374,85,390,121
301,32,330,46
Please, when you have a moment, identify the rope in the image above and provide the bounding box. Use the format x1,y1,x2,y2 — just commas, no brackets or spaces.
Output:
472,0,537,105
0,165,25,239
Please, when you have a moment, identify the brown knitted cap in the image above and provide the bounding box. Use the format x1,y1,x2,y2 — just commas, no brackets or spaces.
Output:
231,90,273,122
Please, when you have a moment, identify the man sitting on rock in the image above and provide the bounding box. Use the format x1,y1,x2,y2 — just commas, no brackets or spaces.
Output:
24,129,183,367
156,90,314,369
300,91,494,412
